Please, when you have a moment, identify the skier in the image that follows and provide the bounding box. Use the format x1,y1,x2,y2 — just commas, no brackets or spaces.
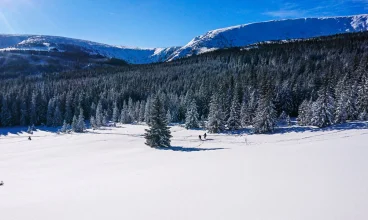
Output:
0,181,3,186
199,135,202,141
204,133,207,140
28,136,32,141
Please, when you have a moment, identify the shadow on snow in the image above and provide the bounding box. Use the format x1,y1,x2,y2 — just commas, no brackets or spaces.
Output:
158,146,227,152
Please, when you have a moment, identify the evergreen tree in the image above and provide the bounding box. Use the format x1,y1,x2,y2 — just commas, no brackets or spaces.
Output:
253,93,277,134
60,120,69,133
95,101,103,127
76,108,86,132
207,93,225,133
227,92,241,130
1,96,11,127
112,101,119,123
46,98,55,127
166,109,172,124
71,115,78,132
64,92,73,124
90,116,97,129
144,96,172,148
53,104,63,127
311,87,336,128
185,100,199,129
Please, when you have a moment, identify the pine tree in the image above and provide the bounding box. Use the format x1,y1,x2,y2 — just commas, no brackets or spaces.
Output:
90,116,97,129
311,87,336,128
253,95,277,134
139,101,145,123
71,115,78,132
95,101,103,127
53,105,63,127
207,93,225,133
185,100,199,129
166,109,172,124
227,92,241,130
64,92,73,124
1,96,11,127
144,96,172,148
144,98,151,124
112,101,119,123
60,120,69,133
76,108,86,132
46,98,55,127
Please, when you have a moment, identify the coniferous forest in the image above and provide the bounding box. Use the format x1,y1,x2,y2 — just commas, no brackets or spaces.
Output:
0,32,368,133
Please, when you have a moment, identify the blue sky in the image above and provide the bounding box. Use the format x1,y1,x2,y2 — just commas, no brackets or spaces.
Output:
0,0,367,47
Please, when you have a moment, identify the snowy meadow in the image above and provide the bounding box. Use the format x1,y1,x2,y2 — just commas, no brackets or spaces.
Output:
1,123,367,220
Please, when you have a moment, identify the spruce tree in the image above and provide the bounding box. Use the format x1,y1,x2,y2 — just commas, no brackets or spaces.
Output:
207,93,225,133
166,109,172,124
185,100,199,129
144,96,172,148
253,91,277,134
227,92,241,130
71,115,78,132
112,101,119,123
311,87,336,128
95,101,103,127
76,108,86,133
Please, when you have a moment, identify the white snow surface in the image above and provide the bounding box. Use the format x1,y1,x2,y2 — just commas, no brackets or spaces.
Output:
0,123,368,220
167,14,368,61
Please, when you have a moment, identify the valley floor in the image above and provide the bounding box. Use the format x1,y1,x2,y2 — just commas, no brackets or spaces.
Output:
0,123,368,220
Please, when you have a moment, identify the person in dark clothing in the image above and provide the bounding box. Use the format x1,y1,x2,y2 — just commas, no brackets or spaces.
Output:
199,135,202,141
204,133,207,140
0,181,3,186
28,136,31,141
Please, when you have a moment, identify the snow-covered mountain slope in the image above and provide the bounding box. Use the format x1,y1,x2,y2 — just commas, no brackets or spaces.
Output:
1,14,368,65
168,14,368,61
0,35,180,64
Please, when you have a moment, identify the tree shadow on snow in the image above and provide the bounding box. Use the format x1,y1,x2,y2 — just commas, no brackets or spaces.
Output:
0,126,61,137
158,146,227,152
275,121,368,135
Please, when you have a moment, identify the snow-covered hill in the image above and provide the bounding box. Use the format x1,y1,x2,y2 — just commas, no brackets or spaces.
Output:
1,123,368,220
168,14,368,61
0,35,180,64
1,14,368,65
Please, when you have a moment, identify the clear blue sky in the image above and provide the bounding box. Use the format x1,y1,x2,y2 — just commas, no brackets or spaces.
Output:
0,0,367,47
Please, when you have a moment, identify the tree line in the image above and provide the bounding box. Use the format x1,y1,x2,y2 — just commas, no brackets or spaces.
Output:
0,32,368,134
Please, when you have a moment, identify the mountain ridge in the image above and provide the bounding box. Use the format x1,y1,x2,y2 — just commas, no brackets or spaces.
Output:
1,14,368,65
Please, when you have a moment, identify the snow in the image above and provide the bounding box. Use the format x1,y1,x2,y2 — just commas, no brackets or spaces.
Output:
0,35,180,64
167,14,368,61
1,123,367,220
1,14,368,64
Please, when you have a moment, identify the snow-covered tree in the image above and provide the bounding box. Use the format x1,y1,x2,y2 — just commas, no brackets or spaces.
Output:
53,105,63,127
1,96,11,127
253,95,277,134
207,93,225,133
297,99,313,126
90,116,97,129
185,100,199,129
112,101,119,123
227,92,241,130
166,109,172,124
60,120,69,133
71,115,78,132
76,108,86,132
311,88,335,128
144,96,172,148
46,98,55,127
95,101,103,127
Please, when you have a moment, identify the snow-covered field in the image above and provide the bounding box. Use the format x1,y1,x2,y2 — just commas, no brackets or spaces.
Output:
0,123,368,220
